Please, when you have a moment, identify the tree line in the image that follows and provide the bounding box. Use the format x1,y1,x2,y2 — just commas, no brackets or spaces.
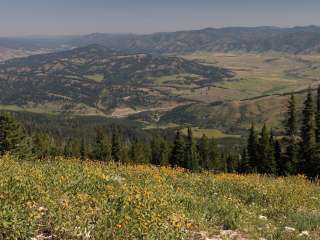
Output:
0,112,239,172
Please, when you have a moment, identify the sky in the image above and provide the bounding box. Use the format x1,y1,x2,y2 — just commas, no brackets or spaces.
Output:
0,0,320,37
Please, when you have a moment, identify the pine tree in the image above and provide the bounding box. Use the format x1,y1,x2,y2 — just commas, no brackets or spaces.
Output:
63,138,73,157
308,145,320,178
283,141,299,175
0,112,33,159
120,144,130,164
247,123,258,172
80,136,86,161
111,129,122,163
300,89,316,174
269,129,278,173
226,155,235,173
282,93,300,175
170,129,185,167
131,140,151,164
208,138,220,171
285,93,298,137
32,134,51,159
257,124,277,174
238,148,250,173
92,129,111,161
274,140,283,175
151,136,162,165
159,139,170,166
220,152,228,173
301,89,316,148
317,85,320,143
197,134,210,169
185,128,199,171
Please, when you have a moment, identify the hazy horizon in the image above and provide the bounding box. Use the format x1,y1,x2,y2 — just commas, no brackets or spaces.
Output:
1,0,320,37
1,25,320,39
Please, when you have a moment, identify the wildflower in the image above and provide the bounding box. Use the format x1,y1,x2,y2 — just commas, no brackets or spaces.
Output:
298,231,310,237
258,215,267,220
38,206,47,212
284,226,296,232
112,175,126,183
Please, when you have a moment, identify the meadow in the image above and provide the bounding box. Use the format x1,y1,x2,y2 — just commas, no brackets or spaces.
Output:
180,52,320,102
1,155,319,239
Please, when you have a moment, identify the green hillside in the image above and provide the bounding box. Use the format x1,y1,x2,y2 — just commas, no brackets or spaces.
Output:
0,45,231,117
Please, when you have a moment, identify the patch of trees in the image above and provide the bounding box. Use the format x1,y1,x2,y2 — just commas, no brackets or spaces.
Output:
244,87,320,178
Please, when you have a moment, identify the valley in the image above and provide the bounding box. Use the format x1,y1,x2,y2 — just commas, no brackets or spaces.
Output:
1,27,320,137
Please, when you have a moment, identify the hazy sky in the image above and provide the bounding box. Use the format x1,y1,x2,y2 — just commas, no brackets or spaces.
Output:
0,0,320,36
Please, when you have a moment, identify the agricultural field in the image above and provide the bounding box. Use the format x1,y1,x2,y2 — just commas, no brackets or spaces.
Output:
1,155,319,240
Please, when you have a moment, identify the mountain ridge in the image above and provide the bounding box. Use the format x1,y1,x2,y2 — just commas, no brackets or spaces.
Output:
2,26,320,54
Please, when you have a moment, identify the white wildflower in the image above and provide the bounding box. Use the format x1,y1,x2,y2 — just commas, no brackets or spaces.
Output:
285,226,296,232
112,175,126,183
298,231,310,237
38,206,47,212
259,215,268,220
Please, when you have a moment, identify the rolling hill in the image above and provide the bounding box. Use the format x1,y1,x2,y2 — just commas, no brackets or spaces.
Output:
0,44,232,116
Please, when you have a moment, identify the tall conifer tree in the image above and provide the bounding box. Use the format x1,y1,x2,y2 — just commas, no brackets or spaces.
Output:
185,128,199,171
300,89,316,174
247,123,258,172
170,129,185,167
80,136,86,161
286,94,298,137
197,134,210,169
209,138,219,170
283,93,299,175
159,139,170,166
0,112,33,159
111,129,122,162
257,124,277,174
316,85,320,143
92,129,111,161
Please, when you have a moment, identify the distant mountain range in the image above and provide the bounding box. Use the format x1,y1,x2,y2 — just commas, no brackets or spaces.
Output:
1,26,320,54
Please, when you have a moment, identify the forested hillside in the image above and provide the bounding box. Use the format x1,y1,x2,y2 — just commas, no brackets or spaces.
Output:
0,44,231,116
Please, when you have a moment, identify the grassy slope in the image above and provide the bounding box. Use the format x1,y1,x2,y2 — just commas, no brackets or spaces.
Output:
160,87,319,134
1,155,319,239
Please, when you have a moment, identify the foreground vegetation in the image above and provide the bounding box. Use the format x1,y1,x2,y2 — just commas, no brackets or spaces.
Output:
0,155,319,239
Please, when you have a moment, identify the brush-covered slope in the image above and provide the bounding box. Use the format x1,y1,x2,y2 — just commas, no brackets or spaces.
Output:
0,44,232,116
160,89,315,134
